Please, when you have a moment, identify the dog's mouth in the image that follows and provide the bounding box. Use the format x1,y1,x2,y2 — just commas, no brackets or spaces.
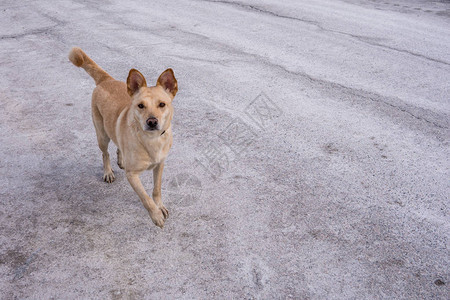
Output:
144,126,166,137
145,126,160,132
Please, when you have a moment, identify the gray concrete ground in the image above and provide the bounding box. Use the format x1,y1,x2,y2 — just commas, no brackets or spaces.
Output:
0,0,449,299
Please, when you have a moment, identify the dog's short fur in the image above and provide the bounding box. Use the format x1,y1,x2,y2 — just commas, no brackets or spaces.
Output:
69,47,177,228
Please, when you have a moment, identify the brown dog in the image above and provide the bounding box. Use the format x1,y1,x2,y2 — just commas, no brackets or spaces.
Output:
69,47,177,228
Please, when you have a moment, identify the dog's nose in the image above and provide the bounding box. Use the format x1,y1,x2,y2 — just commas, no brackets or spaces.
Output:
146,117,158,128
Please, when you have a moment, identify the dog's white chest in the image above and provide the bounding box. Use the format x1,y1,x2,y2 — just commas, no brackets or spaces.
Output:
140,136,171,166
148,147,166,166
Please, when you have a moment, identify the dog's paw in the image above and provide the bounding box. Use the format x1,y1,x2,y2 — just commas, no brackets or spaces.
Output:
159,205,169,220
102,170,115,183
149,209,165,228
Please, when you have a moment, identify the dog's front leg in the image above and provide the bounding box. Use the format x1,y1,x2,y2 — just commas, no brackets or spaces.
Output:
152,162,168,220
126,171,165,228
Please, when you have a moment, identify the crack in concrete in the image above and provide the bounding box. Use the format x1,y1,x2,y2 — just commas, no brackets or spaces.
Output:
201,0,450,66
166,54,242,66
0,9,66,41
0,26,55,40
13,248,42,281
201,0,320,26
187,0,449,131
163,23,448,131
329,28,450,66
266,60,448,130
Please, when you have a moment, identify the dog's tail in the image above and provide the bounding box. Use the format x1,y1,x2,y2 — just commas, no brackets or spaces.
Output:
68,47,114,85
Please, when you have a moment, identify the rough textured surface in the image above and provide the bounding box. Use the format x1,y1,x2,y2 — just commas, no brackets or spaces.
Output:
0,0,449,298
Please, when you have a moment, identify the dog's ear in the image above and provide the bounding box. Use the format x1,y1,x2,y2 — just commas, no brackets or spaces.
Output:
127,69,147,96
157,68,178,97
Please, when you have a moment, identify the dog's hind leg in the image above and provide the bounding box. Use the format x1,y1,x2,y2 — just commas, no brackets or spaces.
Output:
98,134,115,183
117,149,124,169
92,107,115,183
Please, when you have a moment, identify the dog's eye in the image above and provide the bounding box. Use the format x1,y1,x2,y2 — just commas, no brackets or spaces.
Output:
138,103,144,109
159,102,166,108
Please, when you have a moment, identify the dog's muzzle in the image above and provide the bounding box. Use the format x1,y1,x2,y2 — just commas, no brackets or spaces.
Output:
146,117,158,130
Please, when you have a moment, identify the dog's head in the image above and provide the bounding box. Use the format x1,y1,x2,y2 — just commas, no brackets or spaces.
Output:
126,68,178,135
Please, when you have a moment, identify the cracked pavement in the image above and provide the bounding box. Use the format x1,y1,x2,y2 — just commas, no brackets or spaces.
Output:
0,0,449,298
